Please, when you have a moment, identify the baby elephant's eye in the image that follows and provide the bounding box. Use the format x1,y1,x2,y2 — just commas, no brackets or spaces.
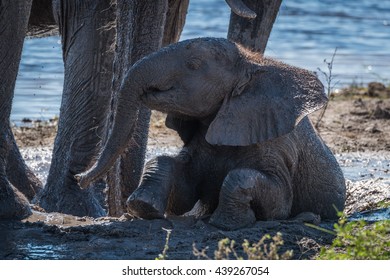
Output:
185,57,202,70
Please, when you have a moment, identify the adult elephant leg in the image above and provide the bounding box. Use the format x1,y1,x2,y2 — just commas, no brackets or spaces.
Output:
0,0,35,219
106,0,172,217
27,0,57,37
0,156,31,220
209,169,292,230
162,0,189,47
7,131,42,201
38,0,115,217
227,0,282,53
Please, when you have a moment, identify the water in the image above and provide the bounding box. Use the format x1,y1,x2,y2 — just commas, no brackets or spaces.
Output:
12,38,63,123
337,152,390,182
15,244,67,260
349,208,390,222
11,0,390,122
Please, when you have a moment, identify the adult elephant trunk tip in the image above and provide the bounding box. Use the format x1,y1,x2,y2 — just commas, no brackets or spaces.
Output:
74,116,135,189
74,128,132,189
75,166,100,189
74,116,136,189
225,0,257,19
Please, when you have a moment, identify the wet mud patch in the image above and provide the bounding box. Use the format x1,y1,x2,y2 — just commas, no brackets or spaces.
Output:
336,152,390,215
0,214,335,260
312,97,390,153
349,208,390,222
3,148,385,260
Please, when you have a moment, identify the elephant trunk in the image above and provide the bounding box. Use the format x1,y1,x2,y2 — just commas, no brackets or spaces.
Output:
225,0,257,19
75,63,149,189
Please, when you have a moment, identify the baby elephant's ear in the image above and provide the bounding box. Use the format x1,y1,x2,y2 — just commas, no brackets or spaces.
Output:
206,64,327,146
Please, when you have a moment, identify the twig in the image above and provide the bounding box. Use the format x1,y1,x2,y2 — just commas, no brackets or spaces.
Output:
156,228,172,260
315,48,339,129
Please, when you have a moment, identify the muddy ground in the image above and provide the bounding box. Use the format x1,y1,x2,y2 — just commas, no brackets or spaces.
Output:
2,91,390,260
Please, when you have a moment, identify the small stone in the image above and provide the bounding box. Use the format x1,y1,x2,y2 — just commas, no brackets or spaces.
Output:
22,118,32,123
367,82,387,97
364,124,381,134
76,216,87,222
372,105,390,120
119,213,134,221
350,110,369,116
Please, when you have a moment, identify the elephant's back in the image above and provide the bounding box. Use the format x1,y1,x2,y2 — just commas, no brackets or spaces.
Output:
291,117,346,218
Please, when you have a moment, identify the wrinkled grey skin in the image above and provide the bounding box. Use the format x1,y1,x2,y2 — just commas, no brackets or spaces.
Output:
36,0,120,217
227,0,283,53
77,38,346,230
0,0,39,220
0,0,255,219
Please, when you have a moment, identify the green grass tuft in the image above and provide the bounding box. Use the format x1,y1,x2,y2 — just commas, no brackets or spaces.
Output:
317,216,390,260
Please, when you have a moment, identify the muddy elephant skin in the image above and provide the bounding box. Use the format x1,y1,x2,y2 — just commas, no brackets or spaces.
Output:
77,38,346,230
0,0,38,220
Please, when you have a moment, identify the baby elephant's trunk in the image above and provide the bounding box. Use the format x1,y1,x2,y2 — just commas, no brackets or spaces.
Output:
75,67,146,188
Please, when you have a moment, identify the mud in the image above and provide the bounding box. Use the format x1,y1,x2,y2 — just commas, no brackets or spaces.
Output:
312,97,390,153
2,96,389,260
1,213,337,260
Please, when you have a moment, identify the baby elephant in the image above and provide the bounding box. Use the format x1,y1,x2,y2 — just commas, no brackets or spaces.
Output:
76,38,346,230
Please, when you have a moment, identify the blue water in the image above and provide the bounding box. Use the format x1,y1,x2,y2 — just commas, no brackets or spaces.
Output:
11,0,390,122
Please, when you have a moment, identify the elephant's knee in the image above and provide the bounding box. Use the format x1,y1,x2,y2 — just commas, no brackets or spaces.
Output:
222,169,291,221
209,169,261,230
221,169,262,202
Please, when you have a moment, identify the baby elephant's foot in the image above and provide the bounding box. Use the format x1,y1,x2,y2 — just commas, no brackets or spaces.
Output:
126,194,165,219
126,156,174,219
209,169,258,230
